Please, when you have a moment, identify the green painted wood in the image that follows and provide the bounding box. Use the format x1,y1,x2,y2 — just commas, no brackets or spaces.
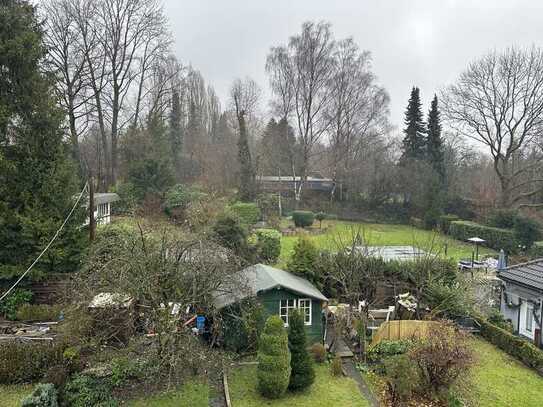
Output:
258,287,324,344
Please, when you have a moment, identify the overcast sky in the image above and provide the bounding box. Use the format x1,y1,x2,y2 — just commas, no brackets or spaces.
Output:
165,0,543,129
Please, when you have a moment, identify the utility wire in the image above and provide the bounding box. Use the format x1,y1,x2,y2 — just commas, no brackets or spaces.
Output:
0,182,89,303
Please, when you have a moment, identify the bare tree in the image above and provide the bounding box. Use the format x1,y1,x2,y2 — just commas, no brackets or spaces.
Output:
266,21,336,202
442,47,543,208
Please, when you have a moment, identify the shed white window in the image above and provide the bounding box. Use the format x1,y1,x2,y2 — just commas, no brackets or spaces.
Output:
279,299,297,326
279,298,312,326
298,298,312,326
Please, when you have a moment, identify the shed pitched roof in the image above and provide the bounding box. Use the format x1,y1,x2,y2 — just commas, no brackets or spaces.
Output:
94,193,120,205
498,258,543,292
214,264,327,309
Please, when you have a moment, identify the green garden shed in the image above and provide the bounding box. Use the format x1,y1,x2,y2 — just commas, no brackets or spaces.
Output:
214,264,328,344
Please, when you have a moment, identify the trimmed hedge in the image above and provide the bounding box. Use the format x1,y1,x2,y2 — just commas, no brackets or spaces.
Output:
449,220,518,253
229,202,261,225
0,341,65,384
475,317,543,372
438,214,459,234
292,211,314,228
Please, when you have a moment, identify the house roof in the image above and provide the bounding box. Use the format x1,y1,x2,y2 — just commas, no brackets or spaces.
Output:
498,258,543,292
94,193,120,205
257,176,334,183
214,264,328,309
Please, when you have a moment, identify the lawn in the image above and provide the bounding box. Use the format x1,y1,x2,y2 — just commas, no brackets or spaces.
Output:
228,363,369,407
0,384,32,407
279,220,495,265
465,337,543,407
126,380,210,407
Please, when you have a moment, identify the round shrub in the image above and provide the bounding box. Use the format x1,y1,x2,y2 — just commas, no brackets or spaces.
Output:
330,355,343,376
229,202,261,225
163,184,205,219
513,216,541,249
21,383,59,407
286,237,320,288
249,229,281,264
288,310,315,391
292,211,314,228
315,212,326,228
212,213,248,255
257,315,291,399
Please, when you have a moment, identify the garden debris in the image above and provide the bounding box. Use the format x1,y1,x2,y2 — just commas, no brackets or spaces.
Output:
0,321,56,341
88,292,133,308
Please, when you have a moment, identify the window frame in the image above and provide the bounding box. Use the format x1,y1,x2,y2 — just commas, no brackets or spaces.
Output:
278,298,312,327
297,298,312,326
526,302,533,332
279,299,297,326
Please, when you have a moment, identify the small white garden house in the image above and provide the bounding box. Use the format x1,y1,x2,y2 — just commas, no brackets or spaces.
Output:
84,193,120,225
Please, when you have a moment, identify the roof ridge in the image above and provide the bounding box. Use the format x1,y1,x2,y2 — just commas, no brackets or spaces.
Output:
505,258,543,271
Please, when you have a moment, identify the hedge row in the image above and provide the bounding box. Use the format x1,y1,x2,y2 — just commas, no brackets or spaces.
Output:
449,220,518,253
475,317,543,372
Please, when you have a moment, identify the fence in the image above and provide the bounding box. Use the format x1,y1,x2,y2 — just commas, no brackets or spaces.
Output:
371,320,440,346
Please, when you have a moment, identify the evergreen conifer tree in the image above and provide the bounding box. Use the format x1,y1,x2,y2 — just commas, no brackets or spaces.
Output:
401,87,426,162
168,90,183,177
237,110,255,201
257,315,291,398
286,237,321,289
288,310,315,391
426,95,445,180
0,0,85,279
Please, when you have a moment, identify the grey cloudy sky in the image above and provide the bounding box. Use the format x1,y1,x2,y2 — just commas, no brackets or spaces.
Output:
165,0,543,128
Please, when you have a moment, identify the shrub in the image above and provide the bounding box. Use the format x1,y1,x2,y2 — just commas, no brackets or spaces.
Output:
410,323,473,393
257,315,291,399
475,316,543,371
309,343,326,363
229,202,261,225
0,340,64,384
256,194,280,219
111,181,138,215
62,374,117,407
163,184,205,220
315,212,326,228
43,365,70,388
16,304,61,322
292,211,314,228
384,354,420,405
367,340,413,362
288,310,315,391
487,309,514,332
449,220,518,253
110,356,144,387
21,383,59,407
0,288,32,320
330,355,343,376
487,209,518,229
286,237,320,288
529,241,543,258
249,229,281,264
212,214,248,256
438,214,459,234
513,216,541,249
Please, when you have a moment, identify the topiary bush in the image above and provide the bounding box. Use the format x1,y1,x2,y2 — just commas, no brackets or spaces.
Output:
21,383,59,407
0,340,64,384
249,229,281,264
257,315,291,399
229,202,261,225
449,220,518,253
315,212,326,228
292,211,314,228
287,310,315,391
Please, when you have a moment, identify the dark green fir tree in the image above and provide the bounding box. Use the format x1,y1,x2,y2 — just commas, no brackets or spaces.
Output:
401,87,426,162
288,310,315,391
237,110,255,201
426,95,445,181
0,0,86,280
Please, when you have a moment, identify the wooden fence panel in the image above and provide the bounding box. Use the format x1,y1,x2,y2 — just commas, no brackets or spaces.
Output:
371,320,439,346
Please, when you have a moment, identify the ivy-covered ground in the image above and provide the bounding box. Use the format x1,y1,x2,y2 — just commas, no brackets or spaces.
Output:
279,220,496,265
228,363,369,407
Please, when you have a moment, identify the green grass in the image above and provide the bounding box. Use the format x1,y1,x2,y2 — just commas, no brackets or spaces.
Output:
466,337,543,407
228,363,369,407
127,380,210,407
279,220,495,265
0,384,32,407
